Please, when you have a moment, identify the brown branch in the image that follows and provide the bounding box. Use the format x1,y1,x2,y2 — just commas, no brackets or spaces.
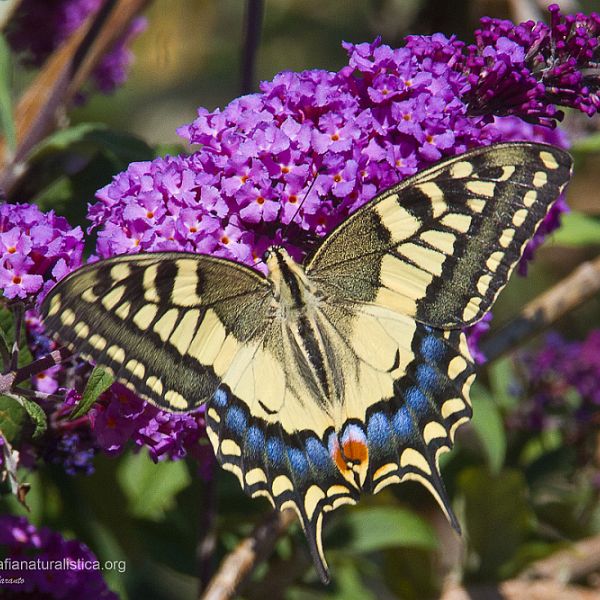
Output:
441,579,599,600
199,508,296,600
0,0,152,195
506,0,542,25
480,255,600,362
520,533,600,584
0,0,24,31
441,532,600,599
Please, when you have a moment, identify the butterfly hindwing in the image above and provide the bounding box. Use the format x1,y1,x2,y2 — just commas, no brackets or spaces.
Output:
205,302,475,580
41,252,273,411
306,143,573,328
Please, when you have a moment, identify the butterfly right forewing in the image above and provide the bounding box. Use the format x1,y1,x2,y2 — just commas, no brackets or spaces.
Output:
306,142,573,329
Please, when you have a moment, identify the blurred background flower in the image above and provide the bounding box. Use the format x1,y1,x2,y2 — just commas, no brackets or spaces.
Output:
0,514,118,599
6,0,147,96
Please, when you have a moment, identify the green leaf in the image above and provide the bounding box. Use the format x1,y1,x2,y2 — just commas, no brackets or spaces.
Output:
572,132,600,154
154,143,187,158
0,319,10,361
71,366,114,419
28,122,109,161
0,394,47,441
329,560,376,600
117,451,192,521
84,128,154,164
21,398,47,439
551,211,600,247
333,506,438,553
32,176,75,214
458,467,533,579
0,34,15,152
488,356,518,411
0,306,33,368
0,394,27,443
28,123,154,168
469,382,507,474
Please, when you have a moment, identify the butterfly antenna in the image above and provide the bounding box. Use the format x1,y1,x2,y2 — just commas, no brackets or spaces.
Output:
281,162,320,242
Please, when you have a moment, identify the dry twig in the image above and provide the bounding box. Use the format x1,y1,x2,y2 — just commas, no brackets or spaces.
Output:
0,0,152,195
480,255,600,361
199,509,296,600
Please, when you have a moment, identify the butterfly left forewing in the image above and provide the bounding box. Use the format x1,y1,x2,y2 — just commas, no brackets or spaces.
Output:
41,252,273,411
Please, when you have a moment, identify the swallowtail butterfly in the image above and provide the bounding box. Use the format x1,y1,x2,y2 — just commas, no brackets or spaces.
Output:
41,142,572,582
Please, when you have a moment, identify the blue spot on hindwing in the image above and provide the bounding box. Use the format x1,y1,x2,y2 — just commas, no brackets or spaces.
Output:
416,363,439,393
267,436,285,467
405,386,428,413
305,438,335,474
287,447,309,478
421,333,445,362
225,406,247,433
212,387,228,408
392,406,414,439
367,412,393,450
246,426,264,460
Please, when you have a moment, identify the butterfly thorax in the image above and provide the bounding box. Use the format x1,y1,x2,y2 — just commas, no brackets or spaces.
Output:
265,247,320,312
265,247,339,405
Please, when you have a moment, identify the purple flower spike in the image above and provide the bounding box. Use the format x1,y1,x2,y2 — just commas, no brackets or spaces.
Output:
510,330,600,459
0,515,118,599
466,5,600,124
0,204,83,303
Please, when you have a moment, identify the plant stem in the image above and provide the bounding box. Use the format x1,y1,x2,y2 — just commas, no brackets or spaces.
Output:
12,347,73,385
240,0,264,95
9,302,23,371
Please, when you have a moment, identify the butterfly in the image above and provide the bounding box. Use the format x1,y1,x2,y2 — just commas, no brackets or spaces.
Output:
41,142,572,583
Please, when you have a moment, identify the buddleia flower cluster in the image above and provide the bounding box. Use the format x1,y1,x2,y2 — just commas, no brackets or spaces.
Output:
1,5,599,485
6,0,146,95
509,330,600,443
0,515,118,599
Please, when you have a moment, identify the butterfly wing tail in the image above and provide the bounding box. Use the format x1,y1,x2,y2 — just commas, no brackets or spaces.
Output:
360,325,474,528
205,384,360,583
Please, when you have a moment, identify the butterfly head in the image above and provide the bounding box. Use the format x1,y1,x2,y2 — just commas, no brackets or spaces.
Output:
264,245,314,308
